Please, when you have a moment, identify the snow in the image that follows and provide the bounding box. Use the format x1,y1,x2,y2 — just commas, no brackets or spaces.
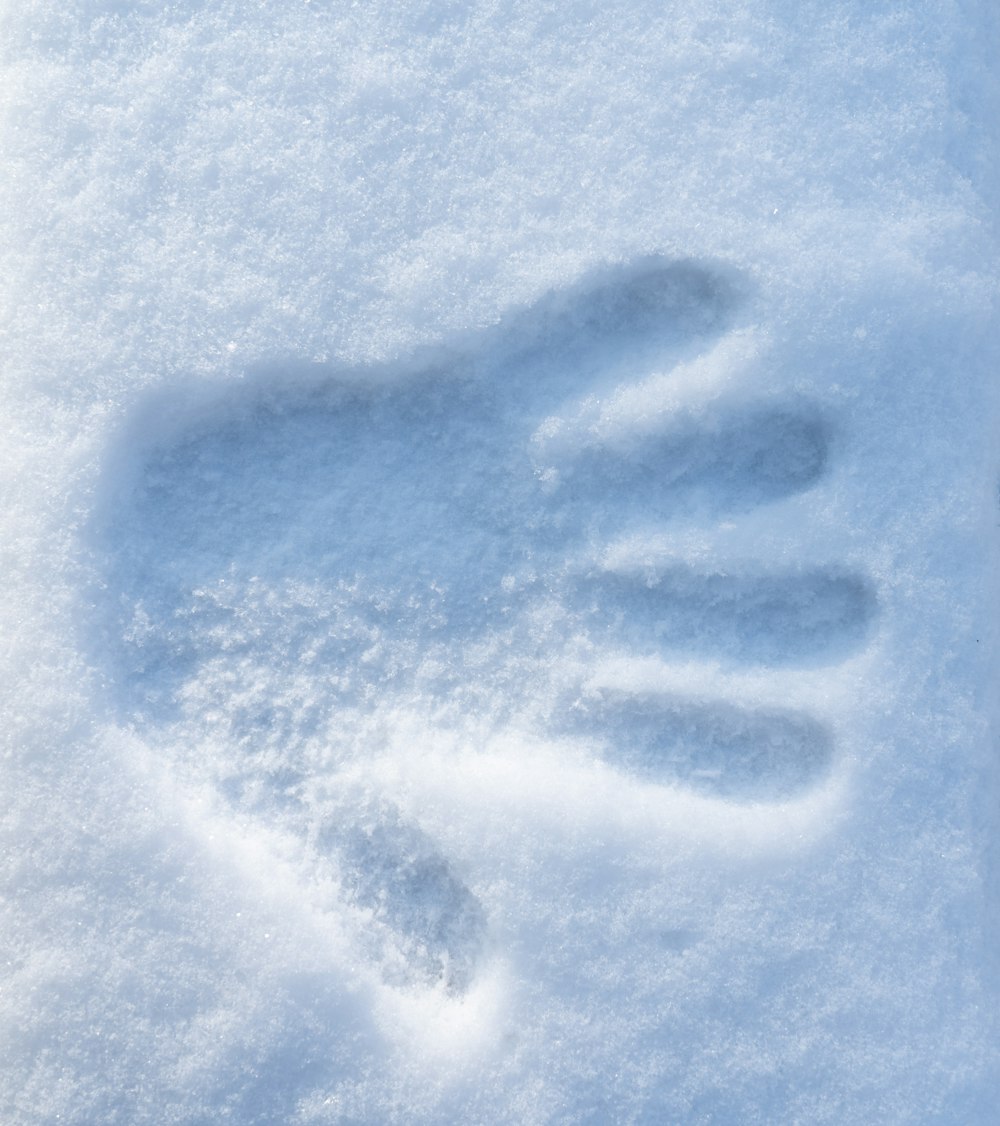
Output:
1,1,998,1122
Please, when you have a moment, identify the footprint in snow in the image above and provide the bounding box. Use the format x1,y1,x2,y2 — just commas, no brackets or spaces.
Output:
91,256,875,991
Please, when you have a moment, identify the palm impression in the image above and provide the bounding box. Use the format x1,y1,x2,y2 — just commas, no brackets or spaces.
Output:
94,258,875,991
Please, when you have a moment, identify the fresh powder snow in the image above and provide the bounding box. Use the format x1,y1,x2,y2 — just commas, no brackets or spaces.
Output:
1,2,998,1123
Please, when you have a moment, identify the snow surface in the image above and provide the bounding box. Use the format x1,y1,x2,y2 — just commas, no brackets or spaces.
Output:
2,1,999,1122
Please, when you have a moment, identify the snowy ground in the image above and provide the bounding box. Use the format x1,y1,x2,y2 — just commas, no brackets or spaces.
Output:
2,2,999,1123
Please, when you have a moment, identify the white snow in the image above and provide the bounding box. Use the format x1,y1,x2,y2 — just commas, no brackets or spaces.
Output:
1,1,998,1122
